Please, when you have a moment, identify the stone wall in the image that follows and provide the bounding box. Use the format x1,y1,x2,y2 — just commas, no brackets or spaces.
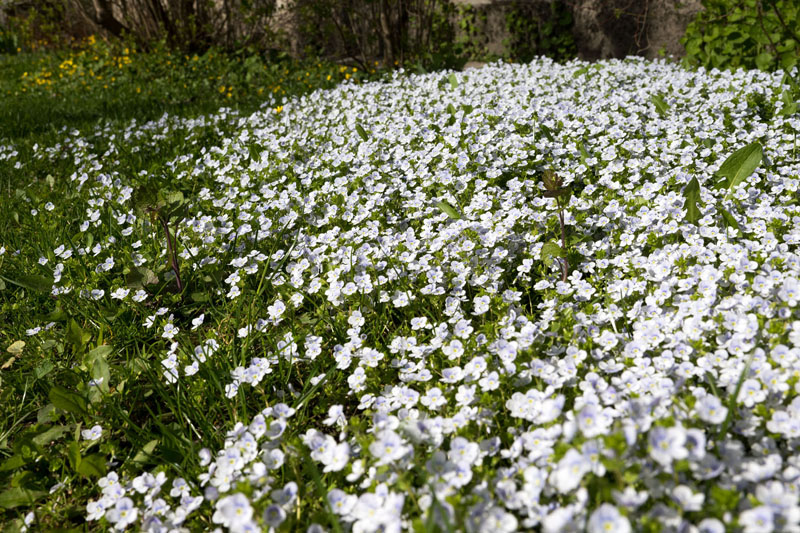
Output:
453,0,703,60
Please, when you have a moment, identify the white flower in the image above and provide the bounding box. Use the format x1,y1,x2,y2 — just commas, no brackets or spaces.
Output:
648,426,688,467
695,394,728,424
81,425,103,441
738,506,774,533
212,493,253,529
587,504,630,533
550,449,590,493
162,323,179,340
105,497,138,529
192,314,205,329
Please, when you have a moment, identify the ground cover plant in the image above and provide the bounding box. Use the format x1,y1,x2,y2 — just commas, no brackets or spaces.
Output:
0,35,373,141
1,54,800,532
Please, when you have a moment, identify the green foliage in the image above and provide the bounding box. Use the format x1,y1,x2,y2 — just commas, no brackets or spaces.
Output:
504,1,575,63
683,176,702,225
0,37,381,141
682,0,800,72
714,141,763,198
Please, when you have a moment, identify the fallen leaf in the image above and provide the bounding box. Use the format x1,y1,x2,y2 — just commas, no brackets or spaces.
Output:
6,340,25,355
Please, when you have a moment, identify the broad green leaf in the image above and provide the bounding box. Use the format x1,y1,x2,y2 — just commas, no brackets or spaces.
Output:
0,455,27,472
576,141,591,165
34,360,54,380
718,205,740,230
683,177,702,225
0,274,53,292
131,439,160,465
125,267,158,289
67,441,81,471
541,241,565,267
650,94,669,116
436,201,461,220
49,386,88,416
65,319,88,351
715,142,763,198
191,292,210,303
539,124,555,143
86,345,111,391
77,454,107,478
163,190,184,205
31,425,68,446
448,73,458,89
0,487,46,509
355,123,368,142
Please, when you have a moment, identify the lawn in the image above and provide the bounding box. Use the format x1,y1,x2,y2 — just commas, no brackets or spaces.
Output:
1,45,800,532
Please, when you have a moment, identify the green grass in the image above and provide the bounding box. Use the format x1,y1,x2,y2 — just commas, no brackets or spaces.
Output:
0,39,385,530
0,37,376,142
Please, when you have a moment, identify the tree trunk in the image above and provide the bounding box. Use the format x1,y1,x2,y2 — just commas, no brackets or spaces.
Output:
379,0,394,66
91,0,128,36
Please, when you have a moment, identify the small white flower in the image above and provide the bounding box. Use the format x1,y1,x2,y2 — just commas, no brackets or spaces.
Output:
81,425,103,441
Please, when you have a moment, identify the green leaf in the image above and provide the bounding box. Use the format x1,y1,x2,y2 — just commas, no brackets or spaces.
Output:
125,267,158,289
541,241,565,267
65,319,88,351
86,345,111,391
0,455,27,473
718,205,740,230
163,190,184,205
683,177,702,225
31,425,68,446
0,274,53,292
67,441,81,471
77,454,107,478
191,292,210,303
448,72,458,89
48,386,88,416
436,201,461,220
539,124,555,143
131,439,159,465
355,123,368,142
34,360,54,380
576,140,591,165
0,487,47,509
650,93,669,116
715,142,763,198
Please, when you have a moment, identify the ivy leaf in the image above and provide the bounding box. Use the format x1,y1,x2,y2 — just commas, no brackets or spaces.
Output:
436,201,461,220
541,241,565,267
355,123,368,142
683,177,702,225
715,142,763,198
